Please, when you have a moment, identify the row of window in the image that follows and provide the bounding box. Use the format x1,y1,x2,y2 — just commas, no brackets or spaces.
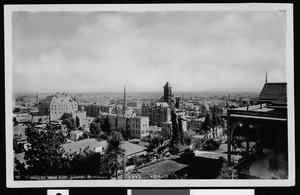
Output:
52,107,76,111
132,129,140,134
132,123,140,128
131,123,149,128
51,111,75,114
52,104,77,107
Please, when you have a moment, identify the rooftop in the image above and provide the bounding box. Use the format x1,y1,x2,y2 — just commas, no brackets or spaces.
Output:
258,83,287,103
124,141,146,157
63,138,107,153
40,93,76,104
62,139,146,157
226,103,287,122
155,102,169,107
164,82,172,88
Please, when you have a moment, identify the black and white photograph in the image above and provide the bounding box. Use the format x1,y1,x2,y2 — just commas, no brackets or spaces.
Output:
4,4,294,187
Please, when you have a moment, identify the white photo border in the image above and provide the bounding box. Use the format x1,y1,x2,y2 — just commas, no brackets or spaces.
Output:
5,3,295,188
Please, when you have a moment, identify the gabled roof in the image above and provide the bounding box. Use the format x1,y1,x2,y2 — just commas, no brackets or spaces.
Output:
158,96,164,102
164,82,172,88
40,95,54,104
258,83,287,103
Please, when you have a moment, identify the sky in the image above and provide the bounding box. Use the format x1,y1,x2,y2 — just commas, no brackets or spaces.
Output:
12,10,287,93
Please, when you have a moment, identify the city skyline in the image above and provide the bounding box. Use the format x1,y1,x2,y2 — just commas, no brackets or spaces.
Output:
12,11,287,93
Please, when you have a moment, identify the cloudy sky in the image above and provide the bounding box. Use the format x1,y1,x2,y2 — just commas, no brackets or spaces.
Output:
12,10,287,93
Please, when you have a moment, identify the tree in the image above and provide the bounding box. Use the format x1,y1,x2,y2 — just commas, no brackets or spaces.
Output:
193,138,204,150
14,158,26,175
13,117,18,126
125,118,130,140
170,109,180,147
145,134,165,156
177,116,185,145
202,138,221,151
62,118,76,132
89,122,102,139
103,132,125,179
211,114,218,139
22,125,67,175
219,160,238,179
201,114,212,133
93,117,102,124
101,116,111,134
198,104,208,115
211,113,225,139
75,116,80,128
210,105,223,116
60,113,73,120
64,147,104,176
183,132,192,145
120,118,131,140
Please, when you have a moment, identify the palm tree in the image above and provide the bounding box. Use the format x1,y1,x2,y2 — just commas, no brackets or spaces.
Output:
145,134,165,157
104,132,125,179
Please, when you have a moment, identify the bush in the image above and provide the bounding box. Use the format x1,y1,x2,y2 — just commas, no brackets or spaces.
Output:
193,139,204,150
167,173,189,179
219,162,238,179
202,139,220,151
183,132,192,145
169,145,181,155
131,155,143,167
181,148,195,159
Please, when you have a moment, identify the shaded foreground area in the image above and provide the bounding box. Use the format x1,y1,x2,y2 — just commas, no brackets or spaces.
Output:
127,156,223,179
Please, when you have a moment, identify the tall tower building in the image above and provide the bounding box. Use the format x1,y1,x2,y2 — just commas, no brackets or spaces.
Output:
163,82,172,104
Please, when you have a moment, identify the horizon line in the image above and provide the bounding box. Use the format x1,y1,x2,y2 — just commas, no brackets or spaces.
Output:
12,88,262,94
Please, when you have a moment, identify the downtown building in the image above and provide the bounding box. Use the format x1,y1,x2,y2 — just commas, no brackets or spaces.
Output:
38,93,78,121
141,82,174,127
141,102,171,127
129,116,150,139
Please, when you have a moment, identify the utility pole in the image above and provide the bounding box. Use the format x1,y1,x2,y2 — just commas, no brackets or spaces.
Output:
122,141,126,179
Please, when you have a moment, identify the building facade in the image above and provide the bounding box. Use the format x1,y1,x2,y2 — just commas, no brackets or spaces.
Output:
38,93,78,121
83,104,101,117
107,114,117,130
129,116,149,139
100,105,114,114
141,102,171,127
224,81,288,179
117,115,129,133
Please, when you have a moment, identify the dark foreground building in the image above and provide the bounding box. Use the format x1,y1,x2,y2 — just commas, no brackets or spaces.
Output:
224,82,288,179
